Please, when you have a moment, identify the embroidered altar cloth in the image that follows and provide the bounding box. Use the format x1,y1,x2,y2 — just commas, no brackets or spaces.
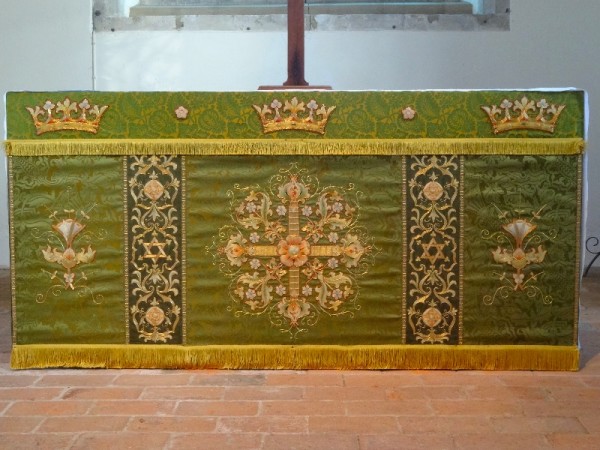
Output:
5,90,586,370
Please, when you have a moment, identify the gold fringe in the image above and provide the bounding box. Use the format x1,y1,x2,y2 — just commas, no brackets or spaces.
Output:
4,138,586,157
10,344,579,371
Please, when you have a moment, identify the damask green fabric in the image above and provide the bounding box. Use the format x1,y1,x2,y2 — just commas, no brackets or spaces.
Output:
6,90,585,140
463,155,579,346
11,156,125,345
186,155,404,345
6,90,584,369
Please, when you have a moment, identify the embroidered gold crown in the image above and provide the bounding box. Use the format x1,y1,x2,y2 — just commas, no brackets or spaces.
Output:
253,97,336,135
481,96,566,134
26,98,109,135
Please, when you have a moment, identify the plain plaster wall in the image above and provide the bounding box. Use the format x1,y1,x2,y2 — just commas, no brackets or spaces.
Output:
0,0,93,267
1,0,599,268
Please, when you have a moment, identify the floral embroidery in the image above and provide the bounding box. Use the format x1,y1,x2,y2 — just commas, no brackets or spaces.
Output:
482,206,554,305
37,203,103,304
128,155,183,343
406,156,460,344
174,105,188,119
210,164,374,338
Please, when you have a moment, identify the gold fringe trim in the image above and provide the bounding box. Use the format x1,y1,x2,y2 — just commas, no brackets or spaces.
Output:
10,344,579,371
4,138,586,157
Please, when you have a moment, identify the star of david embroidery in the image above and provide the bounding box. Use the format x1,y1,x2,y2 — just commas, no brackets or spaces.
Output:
143,237,167,262
211,164,374,338
419,236,448,265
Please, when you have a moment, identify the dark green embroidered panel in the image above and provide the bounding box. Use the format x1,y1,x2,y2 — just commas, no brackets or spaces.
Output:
126,155,184,345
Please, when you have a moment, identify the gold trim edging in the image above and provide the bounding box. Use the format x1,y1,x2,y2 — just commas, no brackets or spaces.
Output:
10,344,579,371
574,154,583,345
8,157,17,344
4,138,586,157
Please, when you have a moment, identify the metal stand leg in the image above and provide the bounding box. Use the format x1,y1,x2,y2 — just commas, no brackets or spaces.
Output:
584,236,600,277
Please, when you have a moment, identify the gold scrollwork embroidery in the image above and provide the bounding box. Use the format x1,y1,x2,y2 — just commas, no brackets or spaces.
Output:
209,164,375,339
482,205,555,305
128,155,182,343
406,156,460,344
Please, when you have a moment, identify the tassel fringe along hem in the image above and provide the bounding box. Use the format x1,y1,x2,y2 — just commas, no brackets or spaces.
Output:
5,138,586,157
11,344,580,371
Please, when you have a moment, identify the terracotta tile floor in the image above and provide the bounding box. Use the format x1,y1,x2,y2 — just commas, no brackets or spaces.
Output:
1,269,599,450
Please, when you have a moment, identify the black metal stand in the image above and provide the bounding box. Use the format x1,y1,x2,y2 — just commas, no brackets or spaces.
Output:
584,236,600,276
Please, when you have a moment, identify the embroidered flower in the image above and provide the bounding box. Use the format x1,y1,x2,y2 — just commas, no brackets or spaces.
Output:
328,258,339,269
246,202,257,213
249,232,260,243
277,205,287,216
277,235,311,267
250,258,261,270
246,289,257,299
306,99,318,121
78,99,90,111
276,285,287,296
302,205,313,216
402,106,416,120
332,202,343,213
512,273,525,288
328,232,339,243
63,272,75,288
175,105,189,120
332,289,343,300
302,285,313,296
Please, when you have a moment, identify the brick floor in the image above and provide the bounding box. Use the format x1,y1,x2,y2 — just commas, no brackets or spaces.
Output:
1,268,600,449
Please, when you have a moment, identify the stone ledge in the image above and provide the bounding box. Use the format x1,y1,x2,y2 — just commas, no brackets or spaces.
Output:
95,13,508,32
130,2,473,16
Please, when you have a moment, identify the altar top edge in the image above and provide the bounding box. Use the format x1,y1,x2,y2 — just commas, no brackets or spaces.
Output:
5,90,586,141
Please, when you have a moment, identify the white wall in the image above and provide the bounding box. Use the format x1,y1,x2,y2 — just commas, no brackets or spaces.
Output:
2,0,600,267
0,0,93,267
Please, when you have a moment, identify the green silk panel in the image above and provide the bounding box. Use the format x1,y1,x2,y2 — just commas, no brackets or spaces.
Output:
11,156,125,344
6,91,585,140
462,155,579,346
185,155,404,345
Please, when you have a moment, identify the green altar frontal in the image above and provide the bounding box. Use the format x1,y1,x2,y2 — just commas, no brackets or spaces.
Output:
5,90,586,370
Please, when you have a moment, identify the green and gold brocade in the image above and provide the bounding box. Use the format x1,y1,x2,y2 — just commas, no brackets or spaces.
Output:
6,90,585,370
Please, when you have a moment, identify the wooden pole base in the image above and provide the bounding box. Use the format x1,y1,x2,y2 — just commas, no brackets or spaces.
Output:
258,0,332,91
258,85,332,91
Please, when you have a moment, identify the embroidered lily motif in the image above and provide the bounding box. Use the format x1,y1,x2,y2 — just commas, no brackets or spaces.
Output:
492,218,546,290
42,217,96,290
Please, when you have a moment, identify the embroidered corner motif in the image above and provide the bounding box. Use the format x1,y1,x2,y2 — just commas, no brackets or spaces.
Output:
482,205,555,305
26,97,109,135
481,96,565,134
127,155,183,344
406,155,461,344
209,164,374,339
37,201,103,304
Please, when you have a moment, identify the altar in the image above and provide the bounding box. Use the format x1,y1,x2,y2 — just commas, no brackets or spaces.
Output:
5,90,585,370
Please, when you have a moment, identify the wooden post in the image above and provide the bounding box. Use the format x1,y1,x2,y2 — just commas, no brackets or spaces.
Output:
283,0,308,87
259,0,331,90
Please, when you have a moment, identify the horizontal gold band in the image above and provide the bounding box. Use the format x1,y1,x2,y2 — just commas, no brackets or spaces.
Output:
4,138,585,157
11,344,579,371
